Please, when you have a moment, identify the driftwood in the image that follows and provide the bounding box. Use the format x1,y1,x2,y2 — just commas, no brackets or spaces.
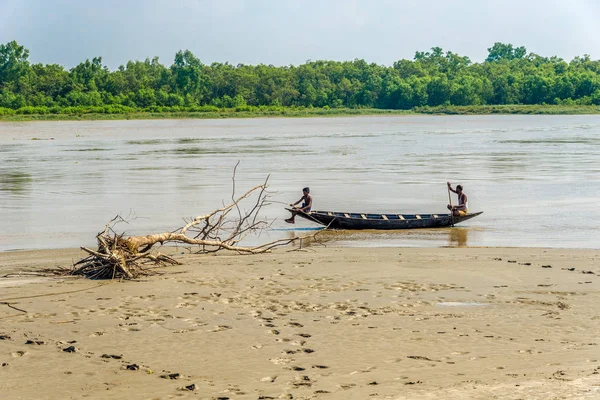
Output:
72,168,320,280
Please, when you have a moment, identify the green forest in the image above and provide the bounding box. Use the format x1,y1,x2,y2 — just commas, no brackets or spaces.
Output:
1,40,600,118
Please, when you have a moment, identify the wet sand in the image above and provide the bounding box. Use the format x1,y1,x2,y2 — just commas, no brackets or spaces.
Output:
1,247,599,399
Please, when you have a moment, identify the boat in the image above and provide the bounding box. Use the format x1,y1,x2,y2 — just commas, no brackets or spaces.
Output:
286,209,483,230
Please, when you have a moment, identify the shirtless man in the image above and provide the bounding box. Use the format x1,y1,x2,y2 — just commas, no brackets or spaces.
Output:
285,187,312,224
447,182,468,216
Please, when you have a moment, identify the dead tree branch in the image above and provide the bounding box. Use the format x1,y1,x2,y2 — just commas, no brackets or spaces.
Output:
71,169,321,280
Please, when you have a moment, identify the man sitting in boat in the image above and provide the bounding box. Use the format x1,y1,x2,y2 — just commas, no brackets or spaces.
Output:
447,182,468,216
285,187,312,224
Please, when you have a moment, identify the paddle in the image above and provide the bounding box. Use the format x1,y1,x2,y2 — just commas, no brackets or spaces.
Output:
447,182,455,227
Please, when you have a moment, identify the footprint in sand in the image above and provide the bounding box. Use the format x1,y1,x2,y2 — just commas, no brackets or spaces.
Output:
337,383,357,390
160,372,183,380
210,325,232,332
25,340,46,345
407,355,440,362
350,366,377,374
270,357,294,365
291,375,312,388
176,302,198,308
123,327,142,332
11,351,27,357
101,354,123,360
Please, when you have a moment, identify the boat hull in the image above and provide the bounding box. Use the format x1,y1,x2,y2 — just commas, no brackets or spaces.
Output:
288,209,483,230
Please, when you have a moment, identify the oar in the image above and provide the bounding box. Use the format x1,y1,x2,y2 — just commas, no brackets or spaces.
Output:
447,182,455,227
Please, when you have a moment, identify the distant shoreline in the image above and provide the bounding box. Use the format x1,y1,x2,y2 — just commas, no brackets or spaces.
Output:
2,105,600,122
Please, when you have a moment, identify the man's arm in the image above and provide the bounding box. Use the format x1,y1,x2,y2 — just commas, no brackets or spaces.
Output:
290,197,303,207
447,182,457,194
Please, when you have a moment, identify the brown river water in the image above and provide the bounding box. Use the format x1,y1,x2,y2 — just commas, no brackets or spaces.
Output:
1,115,599,251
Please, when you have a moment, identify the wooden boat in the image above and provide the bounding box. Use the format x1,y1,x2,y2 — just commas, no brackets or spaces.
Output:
287,209,483,230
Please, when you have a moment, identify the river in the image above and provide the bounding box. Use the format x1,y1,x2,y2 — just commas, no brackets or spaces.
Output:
1,115,599,251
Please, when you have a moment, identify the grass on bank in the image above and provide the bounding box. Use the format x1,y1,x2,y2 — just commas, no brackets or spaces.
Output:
1,104,600,121
0,105,413,121
414,104,600,115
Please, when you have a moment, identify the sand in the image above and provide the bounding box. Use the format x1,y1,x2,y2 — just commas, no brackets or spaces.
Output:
1,246,599,400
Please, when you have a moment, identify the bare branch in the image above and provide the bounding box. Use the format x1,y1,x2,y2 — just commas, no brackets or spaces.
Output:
70,168,316,280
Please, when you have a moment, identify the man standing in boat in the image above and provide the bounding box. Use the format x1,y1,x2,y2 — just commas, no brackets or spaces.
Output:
447,182,468,216
285,187,312,224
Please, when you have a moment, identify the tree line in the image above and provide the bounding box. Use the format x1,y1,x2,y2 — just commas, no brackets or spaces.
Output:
1,40,600,115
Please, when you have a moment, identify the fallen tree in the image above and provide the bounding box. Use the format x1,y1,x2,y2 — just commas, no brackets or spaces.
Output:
72,168,319,279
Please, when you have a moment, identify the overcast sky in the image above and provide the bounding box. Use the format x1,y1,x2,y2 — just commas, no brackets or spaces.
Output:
1,0,599,69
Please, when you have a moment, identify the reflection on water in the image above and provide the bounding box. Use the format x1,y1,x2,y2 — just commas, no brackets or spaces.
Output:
282,230,326,250
0,171,32,194
448,228,468,247
294,227,471,248
1,115,599,251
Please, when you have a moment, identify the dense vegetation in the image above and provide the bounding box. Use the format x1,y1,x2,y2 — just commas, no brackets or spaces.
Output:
1,40,600,118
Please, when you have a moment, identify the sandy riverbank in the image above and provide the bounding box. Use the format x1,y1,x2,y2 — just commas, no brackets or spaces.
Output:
1,247,599,399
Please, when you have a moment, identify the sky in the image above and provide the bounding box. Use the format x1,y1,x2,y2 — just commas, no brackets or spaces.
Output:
1,0,600,70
